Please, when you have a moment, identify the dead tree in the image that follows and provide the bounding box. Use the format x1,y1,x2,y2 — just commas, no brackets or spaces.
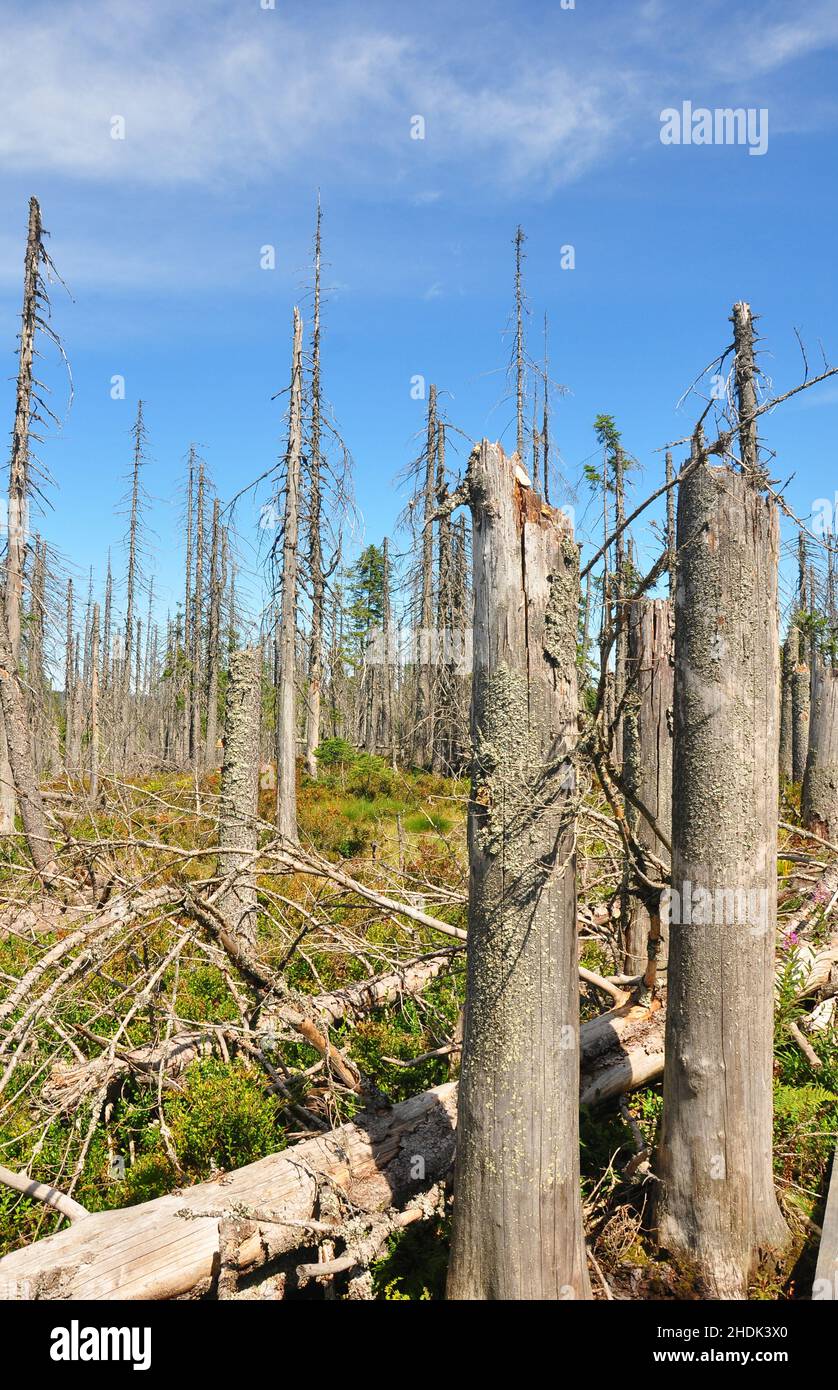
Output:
1,199,43,832
514,226,526,460
275,308,303,840
413,384,437,769
217,647,261,950
779,635,794,783
447,440,590,1301
190,460,205,766
89,603,100,801
0,597,58,883
204,498,221,768
792,532,811,782
622,597,674,975
802,656,838,839
304,197,325,779
656,454,789,1296
184,448,195,761
122,402,147,765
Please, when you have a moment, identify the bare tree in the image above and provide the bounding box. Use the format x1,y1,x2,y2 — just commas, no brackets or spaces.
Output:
656,448,789,1296
447,441,590,1301
275,308,303,840
217,647,262,950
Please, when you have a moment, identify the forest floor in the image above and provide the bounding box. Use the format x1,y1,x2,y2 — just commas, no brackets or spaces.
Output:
0,757,836,1300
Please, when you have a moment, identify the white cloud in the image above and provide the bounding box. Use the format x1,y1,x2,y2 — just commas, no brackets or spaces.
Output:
1,0,837,198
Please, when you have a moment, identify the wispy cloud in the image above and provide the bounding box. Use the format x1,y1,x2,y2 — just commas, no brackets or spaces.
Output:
2,0,837,203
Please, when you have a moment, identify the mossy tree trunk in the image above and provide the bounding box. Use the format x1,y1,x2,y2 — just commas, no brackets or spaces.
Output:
656,459,789,1297
447,440,590,1301
802,658,838,839
622,597,674,976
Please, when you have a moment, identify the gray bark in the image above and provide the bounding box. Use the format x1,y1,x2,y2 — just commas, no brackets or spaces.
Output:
217,647,261,951
657,459,789,1296
779,635,794,783
792,532,810,783
304,198,324,780
622,598,674,975
275,308,303,840
447,440,590,1301
1,198,42,835
802,658,838,840
205,498,221,768
0,595,58,882
414,385,437,769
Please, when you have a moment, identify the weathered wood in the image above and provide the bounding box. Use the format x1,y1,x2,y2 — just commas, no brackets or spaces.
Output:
813,1153,838,1300
0,1083,459,1300
217,647,261,950
0,596,59,884
275,309,303,839
802,659,838,840
622,598,674,975
447,440,590,1300
779,636,794,783
657,458,789,1296
792,533,811,783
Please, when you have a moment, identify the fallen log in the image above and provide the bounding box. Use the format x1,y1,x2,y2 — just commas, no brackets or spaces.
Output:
6,921,837,1299
0,1083,459,1300
40,952,458,1113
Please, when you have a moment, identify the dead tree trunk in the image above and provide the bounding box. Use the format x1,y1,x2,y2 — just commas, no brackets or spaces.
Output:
779,635,794,784
792,532,811,783
122,402,145,766
89,603,100,801
217,647,261,951
190,461,205,767
514,226,526,461
622,598,674,975
414,385,437,769
656,458,789,1297
802,657,838,839
304,197,325,780
205,498,221,769
275,308,303,840
447,440,590,1301
1,198,43,834
0,598,58,883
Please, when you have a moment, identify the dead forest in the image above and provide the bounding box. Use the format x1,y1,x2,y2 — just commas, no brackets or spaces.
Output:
2,196,838,1304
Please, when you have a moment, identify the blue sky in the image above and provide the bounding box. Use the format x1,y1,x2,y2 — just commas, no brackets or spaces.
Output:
1,0,837,638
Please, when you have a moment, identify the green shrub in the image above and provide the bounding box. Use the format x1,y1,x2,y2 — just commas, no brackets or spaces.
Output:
314,738,357,771
346,754,395,799
167,1059,284,1176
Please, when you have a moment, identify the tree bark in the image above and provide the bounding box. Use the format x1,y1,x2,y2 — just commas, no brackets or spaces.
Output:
792,532,811,783
0,1083,459,1301
414,385,437,769
1,198,42,835
447,440,590,1301
217,647,261,951
204,498,221,768
656,458,789,1297
802,658,838,840
0,597,59,883
275,309,303,840
779,635,794,783
304,198,324,780
89,603,100,802
622,598,674,975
